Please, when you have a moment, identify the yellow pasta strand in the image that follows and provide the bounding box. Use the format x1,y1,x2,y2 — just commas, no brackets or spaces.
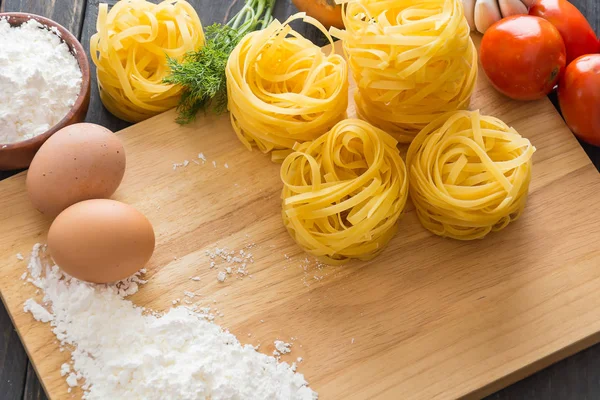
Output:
406,110,536,240
90,0,204,122
226,13,348,161
281,119,409,264
332,0,477,143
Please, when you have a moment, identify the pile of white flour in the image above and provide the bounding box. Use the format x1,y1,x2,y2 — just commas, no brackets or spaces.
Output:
0,18,82,144
23,244,317,400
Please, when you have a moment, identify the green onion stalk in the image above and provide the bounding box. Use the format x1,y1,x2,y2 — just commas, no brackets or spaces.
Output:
164,0,277,124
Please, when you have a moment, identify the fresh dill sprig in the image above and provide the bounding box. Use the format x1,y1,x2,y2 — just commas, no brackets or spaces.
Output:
164,24,239,124
164,0,276,124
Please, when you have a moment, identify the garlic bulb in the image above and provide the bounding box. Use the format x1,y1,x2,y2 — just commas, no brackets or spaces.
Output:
464,0,529,33
464,0,477,31
474,0,502,33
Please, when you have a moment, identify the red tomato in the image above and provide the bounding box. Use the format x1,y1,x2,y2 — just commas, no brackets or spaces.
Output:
480,15,566,101
529,0,599,64
558,54,600,147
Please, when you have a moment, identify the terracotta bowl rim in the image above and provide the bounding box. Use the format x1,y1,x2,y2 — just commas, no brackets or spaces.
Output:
0,12,91,150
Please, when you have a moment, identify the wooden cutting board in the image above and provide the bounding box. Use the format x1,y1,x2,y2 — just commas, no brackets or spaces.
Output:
1,37,600,400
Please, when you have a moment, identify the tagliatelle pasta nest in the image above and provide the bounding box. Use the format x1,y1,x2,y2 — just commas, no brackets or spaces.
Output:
407,110,536,240
332,0,477,143
226,13,348,161
281,119,409,263
90,0,205,122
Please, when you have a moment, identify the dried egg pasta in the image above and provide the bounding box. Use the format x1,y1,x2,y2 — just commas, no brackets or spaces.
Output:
407,110,536,240
281,119,409,263
90,0,204,122
332,0,477,142
226,13,348,161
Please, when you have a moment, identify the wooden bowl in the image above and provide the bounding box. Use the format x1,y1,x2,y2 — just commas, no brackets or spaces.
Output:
0,13,91,171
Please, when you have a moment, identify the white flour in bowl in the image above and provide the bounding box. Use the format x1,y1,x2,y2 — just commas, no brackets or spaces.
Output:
0,18,82,144
22,244,317,400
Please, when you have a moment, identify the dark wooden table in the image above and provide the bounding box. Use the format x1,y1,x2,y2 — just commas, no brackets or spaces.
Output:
0,1,598,398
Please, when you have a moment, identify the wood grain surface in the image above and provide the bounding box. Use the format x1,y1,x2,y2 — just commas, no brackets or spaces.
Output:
1,35,600,399
0,1,599,399
0,2,333,398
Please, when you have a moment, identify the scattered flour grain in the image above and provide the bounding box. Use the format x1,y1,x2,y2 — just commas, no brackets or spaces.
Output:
22,244,316,399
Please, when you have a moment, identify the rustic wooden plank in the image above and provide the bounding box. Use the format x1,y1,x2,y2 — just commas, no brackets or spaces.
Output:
0,299,26,400
488,341,600,400
23,363,47,400
23,364,48,400
0,0,86,36
0,1,87,398
79,0,129,133
571,0,600,32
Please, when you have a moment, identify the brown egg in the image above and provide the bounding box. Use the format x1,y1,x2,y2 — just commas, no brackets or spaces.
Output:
48,199,155,283
27,123,126,217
